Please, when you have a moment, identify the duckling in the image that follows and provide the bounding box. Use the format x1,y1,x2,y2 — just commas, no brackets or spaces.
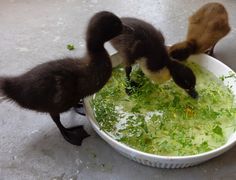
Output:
0,11,127,146
110,17,198,98
169,2,230,60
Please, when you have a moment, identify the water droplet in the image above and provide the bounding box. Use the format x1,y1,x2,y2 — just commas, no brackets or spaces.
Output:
69,174,78,180
75,159,83,166
79,41,85,47
12,156,17,160
53,36,61,42
16,47,29,52
75,159,85,172
30,130,39,134
91,0,98,3
51,173,65,180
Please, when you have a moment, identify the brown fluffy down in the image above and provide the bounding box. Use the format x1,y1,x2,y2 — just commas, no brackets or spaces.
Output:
169,2,230,61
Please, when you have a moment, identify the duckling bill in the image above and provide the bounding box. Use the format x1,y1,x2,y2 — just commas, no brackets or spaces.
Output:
110,17,198,98
169,2,230,60
0,11,127,146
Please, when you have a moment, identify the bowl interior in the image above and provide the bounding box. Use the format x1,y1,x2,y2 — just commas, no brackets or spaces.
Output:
84,53,236,158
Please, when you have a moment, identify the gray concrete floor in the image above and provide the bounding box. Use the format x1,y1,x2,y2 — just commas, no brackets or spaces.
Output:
1,0,236,179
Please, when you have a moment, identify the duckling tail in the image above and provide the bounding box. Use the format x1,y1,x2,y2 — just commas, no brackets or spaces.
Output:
0,77,7,102
169,39,197,61
0,77,22,103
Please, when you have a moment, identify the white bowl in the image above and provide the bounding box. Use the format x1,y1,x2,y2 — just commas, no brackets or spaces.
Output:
83,53,236,168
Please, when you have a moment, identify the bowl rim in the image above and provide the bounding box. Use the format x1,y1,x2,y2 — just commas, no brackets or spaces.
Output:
84,53,236,160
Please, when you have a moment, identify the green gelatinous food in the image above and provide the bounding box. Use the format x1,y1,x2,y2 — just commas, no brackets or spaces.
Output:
91,61,236,156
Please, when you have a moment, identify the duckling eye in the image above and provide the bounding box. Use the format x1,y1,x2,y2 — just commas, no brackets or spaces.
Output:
184,79,190,85
113,21,120,28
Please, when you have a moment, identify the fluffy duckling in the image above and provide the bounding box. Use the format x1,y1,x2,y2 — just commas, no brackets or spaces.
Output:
110,17,198,98
169,2,230,60
0,11,128,146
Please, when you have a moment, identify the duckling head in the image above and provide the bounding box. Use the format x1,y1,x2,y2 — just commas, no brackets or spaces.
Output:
86,11,130,44
167,59,198,98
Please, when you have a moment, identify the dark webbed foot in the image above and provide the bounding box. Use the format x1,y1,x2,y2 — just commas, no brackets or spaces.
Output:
125,80,142,95
73,100,85,115
50,113,90,146
125,66,132,81
62,125,90,146
205,44,215,57
125,67,144,95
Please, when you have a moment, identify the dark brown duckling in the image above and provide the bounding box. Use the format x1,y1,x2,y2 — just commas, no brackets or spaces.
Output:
0,11,128,146
110,17,198,98
169,2,230,60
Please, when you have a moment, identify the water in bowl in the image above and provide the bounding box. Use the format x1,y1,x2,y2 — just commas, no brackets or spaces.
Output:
91,61,236,156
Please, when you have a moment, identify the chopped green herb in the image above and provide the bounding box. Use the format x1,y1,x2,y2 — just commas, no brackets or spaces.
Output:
197,141,211,153
219,71,236,81
219,75,225,81
67,44,75,51
213,125,223,136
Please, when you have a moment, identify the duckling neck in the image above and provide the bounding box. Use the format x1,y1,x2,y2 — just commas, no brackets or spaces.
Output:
186,39,197,54
86,37,105,53
80,50,112,97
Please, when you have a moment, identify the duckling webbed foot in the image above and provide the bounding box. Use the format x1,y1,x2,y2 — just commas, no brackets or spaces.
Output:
125,66,144,95
50,113,90,146
205,44,215,57
125,80,142,95
125,66,132,81
73,99,85,116
62,126,90,146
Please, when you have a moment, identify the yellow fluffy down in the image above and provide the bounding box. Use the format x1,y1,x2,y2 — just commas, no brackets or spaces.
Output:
138,59,171,84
